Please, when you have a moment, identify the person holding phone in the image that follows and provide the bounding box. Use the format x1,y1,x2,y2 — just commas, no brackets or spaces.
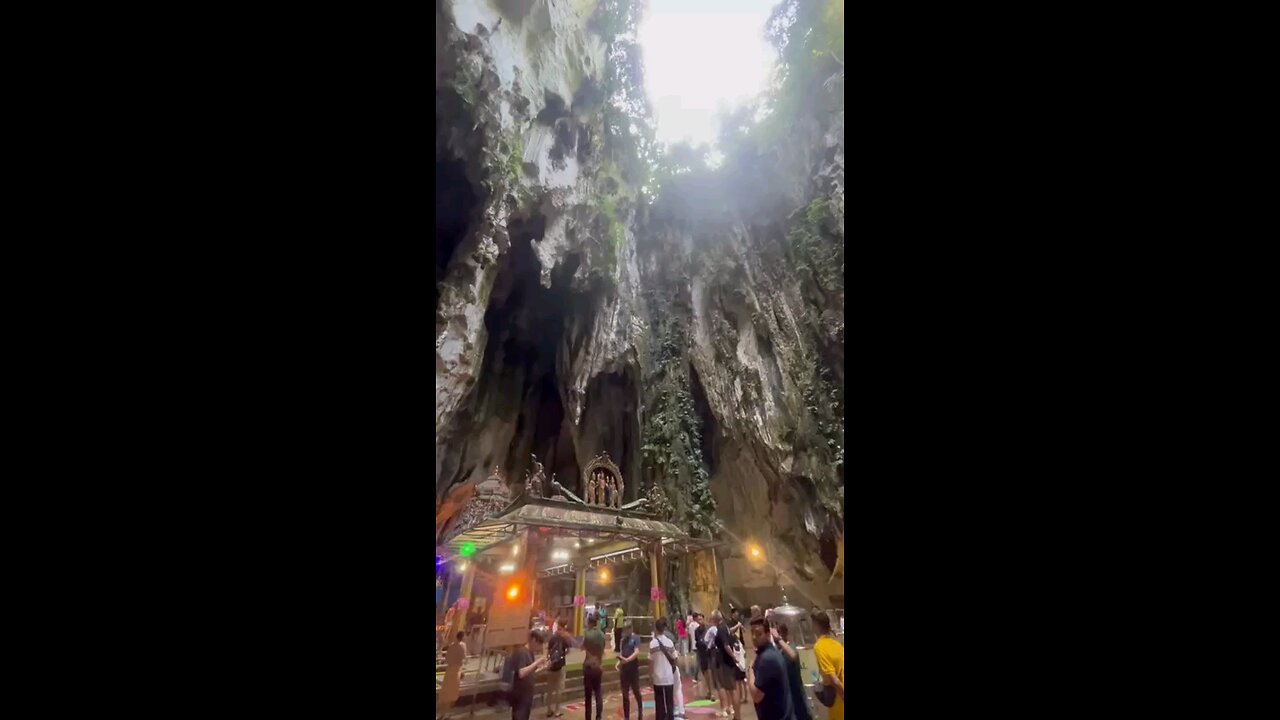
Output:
502,629,549,720
772,624,812,720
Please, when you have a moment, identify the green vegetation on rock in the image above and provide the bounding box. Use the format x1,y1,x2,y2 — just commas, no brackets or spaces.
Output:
639,282,718,538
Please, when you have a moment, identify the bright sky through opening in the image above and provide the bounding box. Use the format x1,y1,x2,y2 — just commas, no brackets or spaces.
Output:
638,0,778,151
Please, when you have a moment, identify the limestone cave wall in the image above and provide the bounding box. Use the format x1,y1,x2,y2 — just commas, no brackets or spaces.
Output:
435,0,844,610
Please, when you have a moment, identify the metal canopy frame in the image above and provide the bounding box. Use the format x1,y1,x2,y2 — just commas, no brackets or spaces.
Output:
535,536,721,578
441,497,721,562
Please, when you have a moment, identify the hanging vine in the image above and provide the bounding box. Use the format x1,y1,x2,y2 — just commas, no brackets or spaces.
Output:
638,270,718,539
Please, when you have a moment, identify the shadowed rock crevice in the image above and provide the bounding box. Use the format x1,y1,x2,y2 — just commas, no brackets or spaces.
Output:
574,366,641,501
436,158,479,298
437,213,601,500
689,363,719,477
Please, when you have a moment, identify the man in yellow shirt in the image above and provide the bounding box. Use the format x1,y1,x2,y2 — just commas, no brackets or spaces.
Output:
813,612,844,720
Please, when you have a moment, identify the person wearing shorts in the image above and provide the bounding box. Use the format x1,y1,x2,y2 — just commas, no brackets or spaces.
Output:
710,611,739,718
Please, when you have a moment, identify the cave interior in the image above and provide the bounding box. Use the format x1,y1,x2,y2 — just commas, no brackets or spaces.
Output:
436,182,641,502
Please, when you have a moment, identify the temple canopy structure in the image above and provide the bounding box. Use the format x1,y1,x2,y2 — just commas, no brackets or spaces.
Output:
437,453,720,647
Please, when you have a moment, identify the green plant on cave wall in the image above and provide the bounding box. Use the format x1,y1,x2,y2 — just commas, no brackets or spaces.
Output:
786,198,842,293
639,281,717,538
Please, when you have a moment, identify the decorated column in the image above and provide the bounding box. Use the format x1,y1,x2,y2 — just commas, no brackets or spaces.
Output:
573,565,587,635
650,541,663,620
522,528,540,612
451,561,477,637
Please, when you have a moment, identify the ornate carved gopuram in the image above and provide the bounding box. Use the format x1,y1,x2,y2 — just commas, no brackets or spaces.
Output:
441,466,513,543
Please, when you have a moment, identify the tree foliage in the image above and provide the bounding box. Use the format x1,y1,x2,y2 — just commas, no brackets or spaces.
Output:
595,0,660,194
762,0,844,135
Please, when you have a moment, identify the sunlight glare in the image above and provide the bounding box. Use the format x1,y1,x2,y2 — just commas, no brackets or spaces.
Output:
638,0,778,151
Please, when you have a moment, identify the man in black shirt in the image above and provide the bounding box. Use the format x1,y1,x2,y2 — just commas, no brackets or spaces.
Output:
747,617,794,720
710,611,738,717
616,621,643,720
728,608,745,647
691,613,709,696
773,624,812,720
503,629,549,720
581,615,606,720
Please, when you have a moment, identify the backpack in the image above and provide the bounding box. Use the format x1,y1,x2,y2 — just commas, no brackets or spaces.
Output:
548,634,567,671
814,684,838,708
500,650,524,704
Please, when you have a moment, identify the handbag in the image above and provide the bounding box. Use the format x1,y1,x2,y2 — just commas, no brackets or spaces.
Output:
814,683,837,707
654,636,679,668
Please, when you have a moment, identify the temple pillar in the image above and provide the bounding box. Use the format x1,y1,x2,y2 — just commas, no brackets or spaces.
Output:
574,565,587,635
522,529,540,612
650,542,662,620
451,561,477,636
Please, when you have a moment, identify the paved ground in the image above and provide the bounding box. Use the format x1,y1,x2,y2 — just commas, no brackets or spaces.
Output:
551,673,755,720
442,673,759,720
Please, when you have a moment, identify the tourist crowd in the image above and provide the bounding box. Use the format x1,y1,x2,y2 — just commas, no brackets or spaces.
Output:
435,605,843,720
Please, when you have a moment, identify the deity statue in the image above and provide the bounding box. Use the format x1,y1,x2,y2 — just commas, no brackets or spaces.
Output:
524,454,545,498
586,472,598,505
548,473,565,501
647,482,671,519
615,473,625,508
602,471,612,507
550,475,573,502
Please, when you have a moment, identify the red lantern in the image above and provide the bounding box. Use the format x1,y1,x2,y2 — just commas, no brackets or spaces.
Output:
574,595,586,607
456,597,471,611
650,587,661,601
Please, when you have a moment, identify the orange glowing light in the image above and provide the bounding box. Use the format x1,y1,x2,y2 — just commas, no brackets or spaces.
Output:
507,584,520,600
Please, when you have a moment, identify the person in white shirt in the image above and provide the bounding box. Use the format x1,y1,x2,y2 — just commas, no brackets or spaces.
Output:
686,614,702,683
650,618,679,720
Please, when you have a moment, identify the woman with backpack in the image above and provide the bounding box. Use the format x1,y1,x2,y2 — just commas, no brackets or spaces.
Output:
544,616,570,718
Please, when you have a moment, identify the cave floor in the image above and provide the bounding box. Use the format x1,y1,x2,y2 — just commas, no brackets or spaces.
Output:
440,673,763,720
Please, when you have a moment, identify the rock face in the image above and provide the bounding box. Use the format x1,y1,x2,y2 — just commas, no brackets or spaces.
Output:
436,0,644,502
436,0,844,609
